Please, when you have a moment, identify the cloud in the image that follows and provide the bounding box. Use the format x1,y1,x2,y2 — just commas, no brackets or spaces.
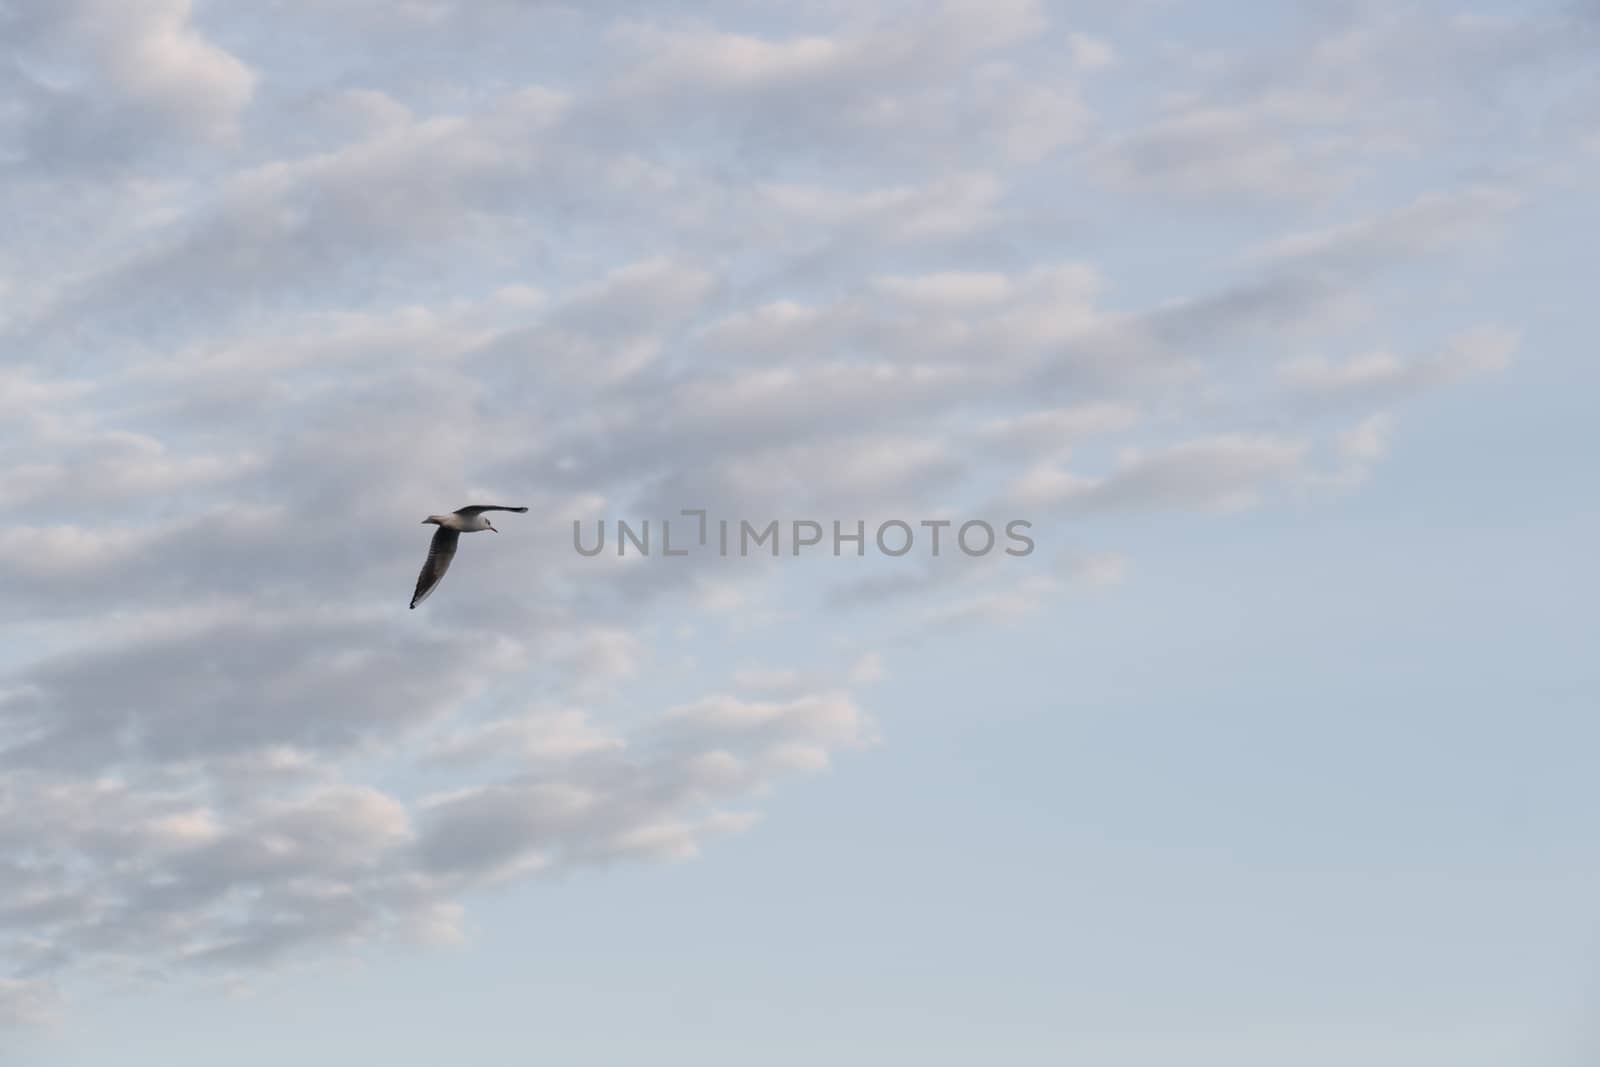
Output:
1,613,519,770
595,1,1083,168
1066,31,1117,73
1281,325,1517,406
87,0,256,140
469,257,718,387
1016,434,1311,516
2,0,255,171
0,978,60,1028
1084,4,1574,204
757,172,1008,242
612,0,1048,98
416,691,874,879
1094,100,1363,202
847,651,888,684
49,86,566,320
1055,549,1128,588
1336,412,1395,465
0,678,876,993
975,404,1138,456
426,709,625,767
871,271,1014,308
1247,187,1521,271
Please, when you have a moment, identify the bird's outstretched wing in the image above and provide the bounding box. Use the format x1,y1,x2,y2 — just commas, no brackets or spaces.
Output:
453,505,529,516
411,526,461,609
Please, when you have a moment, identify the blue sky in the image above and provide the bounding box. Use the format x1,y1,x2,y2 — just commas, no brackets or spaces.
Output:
2,1,1598,1063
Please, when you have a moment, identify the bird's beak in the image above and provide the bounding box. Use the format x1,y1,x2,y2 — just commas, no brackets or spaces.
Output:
489,526,498,533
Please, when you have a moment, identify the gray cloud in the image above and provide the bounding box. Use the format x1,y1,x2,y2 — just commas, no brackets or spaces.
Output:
1,0,255,173
0,688,874,987
1086,3,1579,203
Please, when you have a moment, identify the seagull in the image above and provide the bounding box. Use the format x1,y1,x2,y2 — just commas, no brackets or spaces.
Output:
410,505,529,609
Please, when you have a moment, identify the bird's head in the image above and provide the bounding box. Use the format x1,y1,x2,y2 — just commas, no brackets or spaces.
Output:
485,521,498,533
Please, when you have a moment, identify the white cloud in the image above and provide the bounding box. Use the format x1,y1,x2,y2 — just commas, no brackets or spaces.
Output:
616,27,851,95
1299,411,1401,493
91,0,257,141
976,404,1139,455
847,652,888,685
1056,549,1128,588
1336,413,1395,465
0,673,877,996
1066,31,1117,72
1281,325,1516,405
1248,187,1521,269
1019,435,1312,516
613,0,1048,98
872,271,1013,308
759,172,1006,241
428,709,625,766
3,0,255,169
413,690,875,880
1085,5,1565,204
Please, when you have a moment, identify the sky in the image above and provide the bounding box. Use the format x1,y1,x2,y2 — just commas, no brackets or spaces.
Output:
1,0,1598,1063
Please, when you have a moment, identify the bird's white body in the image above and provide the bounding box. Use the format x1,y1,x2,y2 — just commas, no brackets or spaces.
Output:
424,512,495,533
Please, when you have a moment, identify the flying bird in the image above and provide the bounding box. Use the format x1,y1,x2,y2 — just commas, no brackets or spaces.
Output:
410,505,529,609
